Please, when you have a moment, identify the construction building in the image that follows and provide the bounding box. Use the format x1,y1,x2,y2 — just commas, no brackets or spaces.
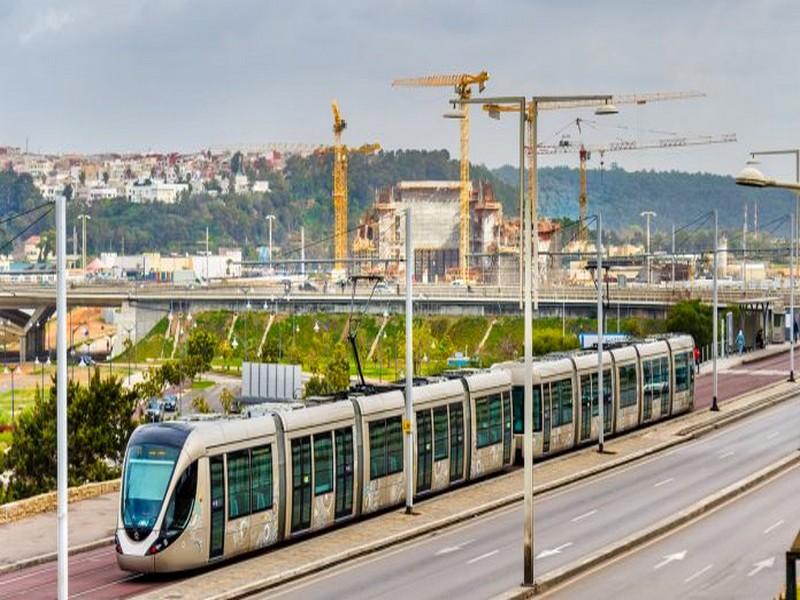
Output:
356,180,503,282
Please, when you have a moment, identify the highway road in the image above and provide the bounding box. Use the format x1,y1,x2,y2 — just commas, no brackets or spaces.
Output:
253,397,800,600
549,462,800,599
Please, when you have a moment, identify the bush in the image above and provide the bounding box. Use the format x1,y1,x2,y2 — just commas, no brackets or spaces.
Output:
666,300,710,348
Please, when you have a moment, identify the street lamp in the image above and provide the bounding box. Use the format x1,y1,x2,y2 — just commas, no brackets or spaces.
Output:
266,214,276,270
77,213,91,273
9,364,17,422
736,156,800,382
640,211,656,285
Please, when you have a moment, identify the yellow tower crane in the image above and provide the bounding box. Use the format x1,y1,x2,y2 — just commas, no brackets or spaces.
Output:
483,91,706,240
330,100,380,273
392,71,489,282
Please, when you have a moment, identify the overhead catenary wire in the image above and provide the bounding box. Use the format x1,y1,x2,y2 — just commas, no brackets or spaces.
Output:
0,200,52,226
0,205,54,256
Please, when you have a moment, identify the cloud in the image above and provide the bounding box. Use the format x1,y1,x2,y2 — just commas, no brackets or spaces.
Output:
18,7,76,44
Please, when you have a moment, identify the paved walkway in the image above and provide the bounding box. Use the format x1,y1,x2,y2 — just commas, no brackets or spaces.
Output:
133,380,798,600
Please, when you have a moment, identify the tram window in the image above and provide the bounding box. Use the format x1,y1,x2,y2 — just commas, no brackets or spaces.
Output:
533,386,542,432
675,352,690,392
619,365,637,408
550,379,572,427
227,450,251,520
476,394,502,448
386,417,403,474
512,386,523,434
314,433,333,495
251,446,273,512
163,460,198,534
369,417,404,479
660,357,670,391
433,406,449,461
449,402,464,481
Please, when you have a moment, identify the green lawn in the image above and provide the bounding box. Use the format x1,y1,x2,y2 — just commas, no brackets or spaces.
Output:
0,429,11,453
191,379,214,390
0,388,38,424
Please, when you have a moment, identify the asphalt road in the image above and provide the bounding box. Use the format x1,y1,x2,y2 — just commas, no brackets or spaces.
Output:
549,462,800,600
257,397,800,600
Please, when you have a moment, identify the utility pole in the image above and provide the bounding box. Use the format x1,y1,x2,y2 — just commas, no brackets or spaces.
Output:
404,208,414,514
301,226,306,277
597,212,605,452
791,212,796,382
640,211,656,285
205,226,210,286
266,215,276,270
671,223,676,288
742,203,747,291
72,224,77,258
56,194,68,600
711,209,719,411
77,214,91,272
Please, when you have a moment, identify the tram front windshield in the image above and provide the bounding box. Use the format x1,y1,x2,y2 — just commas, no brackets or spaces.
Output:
122,443,180,536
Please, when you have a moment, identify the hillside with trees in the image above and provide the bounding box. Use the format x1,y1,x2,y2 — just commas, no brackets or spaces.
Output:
1,151,793,258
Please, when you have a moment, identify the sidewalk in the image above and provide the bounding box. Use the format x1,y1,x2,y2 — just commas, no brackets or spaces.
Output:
698,342,791,375
133,379,799,600
0,490,118,570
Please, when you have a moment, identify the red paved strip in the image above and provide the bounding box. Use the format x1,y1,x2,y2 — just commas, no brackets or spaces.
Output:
0,546,181,600
695,350,792,409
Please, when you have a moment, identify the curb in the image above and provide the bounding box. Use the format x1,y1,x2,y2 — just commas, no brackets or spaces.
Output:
496,451,800,599
0,536,113,576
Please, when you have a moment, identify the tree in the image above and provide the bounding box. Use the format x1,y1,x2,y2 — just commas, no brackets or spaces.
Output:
219,388,235,414
191,395,211,414
666,300,712,349
36,229,55,262
303,345,350,398
260,335,279,363
185,329,218,373
1,370,138,500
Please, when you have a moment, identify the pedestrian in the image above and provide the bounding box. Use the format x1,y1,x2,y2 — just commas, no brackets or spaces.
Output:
693,346,700,373
736,329,745,355
756,329,764,350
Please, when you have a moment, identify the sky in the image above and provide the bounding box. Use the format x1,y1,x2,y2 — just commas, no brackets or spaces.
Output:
1,0,799,178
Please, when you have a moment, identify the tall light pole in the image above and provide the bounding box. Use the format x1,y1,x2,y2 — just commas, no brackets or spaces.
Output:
56,194,69,600
736,157,800,382
77,213,91,273
597,212,605,451
463,92,614,588
640,211,656,285
712,209,719,411
266,215,276,270
404,208,414,514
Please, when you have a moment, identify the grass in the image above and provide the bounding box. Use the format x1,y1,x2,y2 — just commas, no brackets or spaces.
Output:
0,388,38,424
0,429,11,453
191,379,214,390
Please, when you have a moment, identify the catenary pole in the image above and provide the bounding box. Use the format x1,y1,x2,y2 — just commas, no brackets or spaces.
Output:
597,212,605,452
711,209,719,411
56,194,68,599
404,208,414,513
522,98,534,586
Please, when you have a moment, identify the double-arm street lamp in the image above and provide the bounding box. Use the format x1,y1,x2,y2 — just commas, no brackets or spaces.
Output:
736,156,800,382
455,92,613,588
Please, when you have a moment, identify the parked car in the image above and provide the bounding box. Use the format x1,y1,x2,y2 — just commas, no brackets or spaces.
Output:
299,281,318,292
145,398,163,422
162,395,177,412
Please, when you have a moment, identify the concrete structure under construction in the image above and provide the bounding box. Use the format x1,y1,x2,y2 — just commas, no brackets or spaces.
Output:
357,180,503,282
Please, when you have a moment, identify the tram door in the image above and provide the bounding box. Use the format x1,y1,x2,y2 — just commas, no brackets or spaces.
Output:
580,375,592,442
334,428,354,519
542,384,551,454
291,437,312,532
209,456,225,560
502,393,512,464
416,410,432,492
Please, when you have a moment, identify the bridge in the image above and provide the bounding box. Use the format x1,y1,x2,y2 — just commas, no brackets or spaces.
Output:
0,282,789,359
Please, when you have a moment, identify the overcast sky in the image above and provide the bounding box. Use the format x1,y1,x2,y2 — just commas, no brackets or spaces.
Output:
1,0,798,178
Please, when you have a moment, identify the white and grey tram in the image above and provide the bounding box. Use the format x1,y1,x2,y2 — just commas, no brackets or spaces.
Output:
116,335,694,573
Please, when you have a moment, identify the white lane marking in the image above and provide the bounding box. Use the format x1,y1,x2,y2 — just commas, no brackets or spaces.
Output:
767,432,779,440
571,509,598,523
67,573,142,598
654,550,687,569
763,520,785,535
654,477,675,488
684,564,713,583
435,538,476,556
718,450,735,459
536,542,574,559
747,556,775,577
466,549,499,565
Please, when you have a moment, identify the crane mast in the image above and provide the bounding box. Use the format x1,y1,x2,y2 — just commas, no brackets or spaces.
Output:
332,101,348,273
393,71,489,282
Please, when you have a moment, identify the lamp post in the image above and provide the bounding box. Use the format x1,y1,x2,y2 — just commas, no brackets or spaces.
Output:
77,213,91,273
462,92,614,587
266,215,276,270
125,326,134,382
9,364,16,422
640,211,656,285
736,160,800,382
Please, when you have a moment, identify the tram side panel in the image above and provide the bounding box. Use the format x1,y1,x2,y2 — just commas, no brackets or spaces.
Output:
466,371,514,479
666,335,695,415
355,391,408,515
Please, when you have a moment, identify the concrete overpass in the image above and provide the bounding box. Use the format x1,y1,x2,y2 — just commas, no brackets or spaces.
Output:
0,282,788,359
